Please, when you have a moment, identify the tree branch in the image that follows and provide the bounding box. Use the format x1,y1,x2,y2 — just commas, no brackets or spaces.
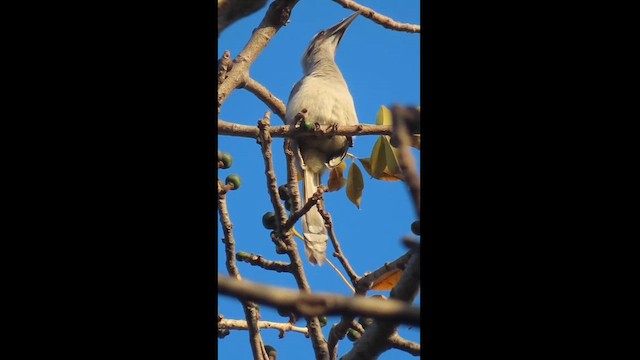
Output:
219,318,310,338
218,0,300,113
218,274,421,327
236,251,291,273
219,120,393,139
256,113,329,360
218,50,234,86
341,251,421,360
284,139,302,212
282,185,325,232
217,181,269,360
242,77,287,123
331,0,420,33
317,205,360,286
218,0,268,36
355,249,416,293
390,105,421,218
388,333,420,356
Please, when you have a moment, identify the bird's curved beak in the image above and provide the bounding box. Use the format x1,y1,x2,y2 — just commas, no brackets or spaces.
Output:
326,10,362,45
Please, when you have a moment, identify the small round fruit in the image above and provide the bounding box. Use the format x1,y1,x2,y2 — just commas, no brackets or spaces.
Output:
262,212,276,230
284,198,293,211
411,220,420,235
346,329,361,342
278,184,290,201
358,316,374,330
220,153,233,169
319,316,328,327
264,345,277,358
225,174,241,189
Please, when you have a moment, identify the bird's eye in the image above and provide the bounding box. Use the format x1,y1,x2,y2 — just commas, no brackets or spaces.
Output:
318,30,326,36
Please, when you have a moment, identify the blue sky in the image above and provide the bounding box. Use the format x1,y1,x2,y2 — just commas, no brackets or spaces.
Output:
218,1,420,358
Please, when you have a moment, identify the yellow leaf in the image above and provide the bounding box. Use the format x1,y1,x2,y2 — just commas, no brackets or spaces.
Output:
359,158,401,181
371,268,404,291
381,136,403,180
358,158,374,178
327,161,347,192
346,162,364,208
370,136,386,178
375,105,393,126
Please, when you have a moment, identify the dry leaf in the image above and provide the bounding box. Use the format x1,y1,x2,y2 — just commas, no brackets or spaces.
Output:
346,162,364,208
371,268,404,291
327,161,347,192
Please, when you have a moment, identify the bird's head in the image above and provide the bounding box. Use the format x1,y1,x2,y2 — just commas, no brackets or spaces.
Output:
301,10,361,73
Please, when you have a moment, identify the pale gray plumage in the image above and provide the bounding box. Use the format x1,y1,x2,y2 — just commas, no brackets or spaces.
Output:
285,11,360,265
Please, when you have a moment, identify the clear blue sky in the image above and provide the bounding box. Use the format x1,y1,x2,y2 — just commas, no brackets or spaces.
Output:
218,1,420,358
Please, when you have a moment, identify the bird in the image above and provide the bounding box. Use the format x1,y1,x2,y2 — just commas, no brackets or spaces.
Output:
285,11,361,265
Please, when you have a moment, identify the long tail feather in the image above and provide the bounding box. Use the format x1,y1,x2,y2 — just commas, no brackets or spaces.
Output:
302,169,328,265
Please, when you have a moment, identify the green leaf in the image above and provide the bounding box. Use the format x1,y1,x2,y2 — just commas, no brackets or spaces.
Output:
346,163,364,208
375,105,393,126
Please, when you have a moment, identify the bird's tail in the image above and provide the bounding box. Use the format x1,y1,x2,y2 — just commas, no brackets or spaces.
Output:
302,169,328,265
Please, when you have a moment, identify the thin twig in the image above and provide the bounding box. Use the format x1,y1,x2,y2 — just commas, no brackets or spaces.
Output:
284,138,302,212
282,186,325,231
331,0,420,33
242,77,287,122
390,105,421,218
318,206,360,285
236,252,291,273
324,257,355,293
217,181,268,360
219,318,310,338
389,333,420,356
218,274,421,326
219,119,393,139
218,0,300,112
341,251,421,360
355,249,416,293
218,0,268,36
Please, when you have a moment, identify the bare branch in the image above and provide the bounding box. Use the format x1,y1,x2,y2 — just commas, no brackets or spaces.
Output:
284,139,302,212
218,274,421,327
256,113,329,359
219,318,310,338
331,0,420,33
217,181,269,360
218,0,268,36
218,50,234,86
327,313,358,360
218,0,300,113
217,180,242,280
389,333,420,356
328,248,416,358
219,119,393,138
390,105,421,218
341,251,421,360
242,77,287,122
236,251,291,273
282,185,325,231
355,249,416,293
318,206,360,285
